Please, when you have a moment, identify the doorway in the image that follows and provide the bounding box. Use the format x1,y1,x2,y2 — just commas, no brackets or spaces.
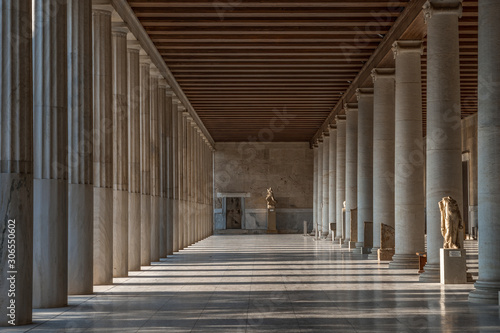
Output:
226,197,242,229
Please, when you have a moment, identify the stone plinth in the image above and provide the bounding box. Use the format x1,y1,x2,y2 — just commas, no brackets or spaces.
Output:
378,223,395,261
440,249,467,284
267,208,277,234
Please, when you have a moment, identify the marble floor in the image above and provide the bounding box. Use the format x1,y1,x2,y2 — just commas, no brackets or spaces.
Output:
6,235,500,332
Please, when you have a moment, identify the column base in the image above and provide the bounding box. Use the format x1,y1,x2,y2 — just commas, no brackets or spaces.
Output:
368,247,379,260
468,280,500,304
419,263,441,283
388,254,420,269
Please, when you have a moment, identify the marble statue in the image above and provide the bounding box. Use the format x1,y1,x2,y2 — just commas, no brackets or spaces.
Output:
266,187,277,209
439,196,464,249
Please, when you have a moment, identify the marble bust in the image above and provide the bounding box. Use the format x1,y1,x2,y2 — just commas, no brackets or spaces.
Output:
266,188,277,209
439,196,464,249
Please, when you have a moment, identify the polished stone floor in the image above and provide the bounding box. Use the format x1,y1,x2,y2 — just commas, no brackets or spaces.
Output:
6,235,500,332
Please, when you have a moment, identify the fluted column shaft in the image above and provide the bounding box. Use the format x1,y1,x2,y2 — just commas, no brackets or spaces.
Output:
112,26,128,277
92,7,113,285
390,41,426,269
328,126,337,240
356,89,374,249
33,0,68,307
165,91,174,256
322,134,330,238
345,104,358,246
0,0,33,325
150,69,160,262
469,0,500,304
179,106,187,250
171,98,179,252
127,41,141,271
313,145,318,234
421,0,463,282
317,140,323,236
370,68,395,258
67,0,93,296
159,81,170,258
335,116,346,241
139,55,151,266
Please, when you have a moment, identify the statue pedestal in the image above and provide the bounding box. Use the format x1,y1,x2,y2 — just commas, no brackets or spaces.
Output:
267,208,277,234
440,248,467,284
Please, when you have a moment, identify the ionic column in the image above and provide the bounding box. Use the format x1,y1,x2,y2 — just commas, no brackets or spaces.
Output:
344,103,358,248
171,96,180,252
317,139,324,236
186,117,194,246
0,0,33,325
335,116,346,242
322,132,330,239
127,39,141,271
33,0,68,307
369,68,395,260
159,79,170,258
355,89,374,250
312,144,318,235
92,4,113,285
390,41,425,269
328,125,337,241
111,23,129,278
139,54,151,266
67,0,93,295
421,0,463,282
150,67,160,262
469,0,500,304
165,89,174,256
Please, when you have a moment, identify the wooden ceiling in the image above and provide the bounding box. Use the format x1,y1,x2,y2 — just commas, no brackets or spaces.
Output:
128,0,478,143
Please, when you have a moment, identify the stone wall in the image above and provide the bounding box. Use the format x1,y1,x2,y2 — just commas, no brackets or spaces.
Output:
214,142,313,233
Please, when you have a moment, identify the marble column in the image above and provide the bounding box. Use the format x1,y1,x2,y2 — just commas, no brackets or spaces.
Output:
469,0,500,304
369,68,395,260
111,24,129,277
0,0,33,325
356,89,374,250
67,0,93,295
179,105,187,250
322,132,330,239
159,80,170,258
328,125,337,241
313,144,318,235
335,116,346,242
344,103,358,248
390,41,425,269
317,139,324,236
127,40,141,271
92,5,113,286
165,90,174,256
421,0,463,282
186,117,193,246
171,96,180,252
33,0,68,307
150,67,160,262
139,54,151,266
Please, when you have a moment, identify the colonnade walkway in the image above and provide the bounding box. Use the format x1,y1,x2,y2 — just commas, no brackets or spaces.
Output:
7,235,499,333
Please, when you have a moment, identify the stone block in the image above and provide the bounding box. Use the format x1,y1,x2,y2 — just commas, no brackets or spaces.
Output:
380,223,395,249
440,248,467,284
267,209,277,234
378,249,395,261
364,221,373,248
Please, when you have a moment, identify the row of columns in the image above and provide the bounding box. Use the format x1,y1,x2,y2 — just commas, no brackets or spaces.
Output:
312,0,500,304
0,0,214,326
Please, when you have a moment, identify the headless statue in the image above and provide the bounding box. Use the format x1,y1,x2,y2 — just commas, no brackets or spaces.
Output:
439,196,464,249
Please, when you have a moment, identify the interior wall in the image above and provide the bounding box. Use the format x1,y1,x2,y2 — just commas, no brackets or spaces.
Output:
214,142,313,233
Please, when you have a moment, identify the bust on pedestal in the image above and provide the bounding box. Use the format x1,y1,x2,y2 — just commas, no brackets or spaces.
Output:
266,188,278,234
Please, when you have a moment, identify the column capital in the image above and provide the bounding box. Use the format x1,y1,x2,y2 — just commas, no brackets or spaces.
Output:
335,114,346,123
423,1,463,23
150,66,162,79
158,79,169,89
344,103,358,113
92,0,113,14
392,40,424,59
355,88,374,101
165,88,174,97
172,95,181,104
111,22,128,35
139,54,152,66
371,68,395,82
127,39,142,52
